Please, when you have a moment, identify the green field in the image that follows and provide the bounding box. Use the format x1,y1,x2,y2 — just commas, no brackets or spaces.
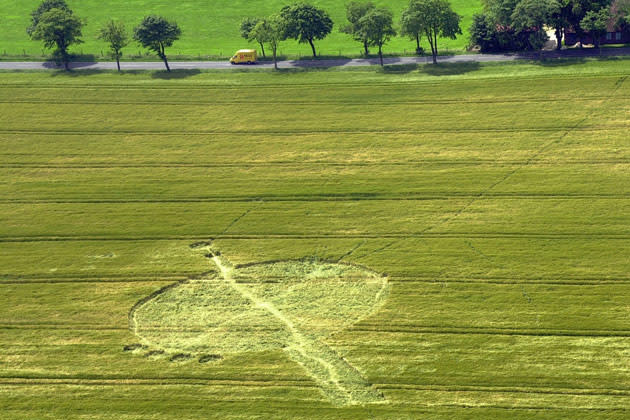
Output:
0,0,481,59
2,59,630,418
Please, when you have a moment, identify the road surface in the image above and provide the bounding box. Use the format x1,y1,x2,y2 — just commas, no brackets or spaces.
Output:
0,48,628,71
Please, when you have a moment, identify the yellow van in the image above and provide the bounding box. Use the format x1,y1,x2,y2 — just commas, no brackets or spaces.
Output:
230,49,257,64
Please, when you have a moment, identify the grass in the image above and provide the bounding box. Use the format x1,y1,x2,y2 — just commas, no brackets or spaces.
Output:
1,58,630,417
0,0,481,59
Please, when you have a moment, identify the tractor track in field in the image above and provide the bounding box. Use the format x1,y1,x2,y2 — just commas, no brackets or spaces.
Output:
4,160,630,168
6,274,630,286
4,195,630,205
4,321,630,338
0,96,626,106
420,75,628,235
4,232,630,242
0,125,627,135
0,72,626,89
2,376,630,402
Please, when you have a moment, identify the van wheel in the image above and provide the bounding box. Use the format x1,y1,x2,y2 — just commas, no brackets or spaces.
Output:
247,61,252,65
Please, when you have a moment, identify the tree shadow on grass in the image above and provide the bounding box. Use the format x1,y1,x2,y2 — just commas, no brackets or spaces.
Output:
381,63,421,74
534,57,588,67
48,68,108,77
419,61,482,76
151,69,201,79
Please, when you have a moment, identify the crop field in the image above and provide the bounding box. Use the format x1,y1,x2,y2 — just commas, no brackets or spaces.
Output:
2,59,630,418
0,0,481,58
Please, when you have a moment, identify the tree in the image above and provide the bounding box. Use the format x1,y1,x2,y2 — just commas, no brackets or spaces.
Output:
581,7,611,51
469,13,501,52
29,7,83,70
250,16,286,70
511,0,560,57
358,8,396,66
27,0,70,36
566,0,612,46
280,3,333,57
98,20,128,72
405,0,462,64
240,17,266,57
134,15,181,72
549,0,571,50
400,1,425,54
481,0,520,25
340,1,375,56
615,0,630,30
616,0,630,27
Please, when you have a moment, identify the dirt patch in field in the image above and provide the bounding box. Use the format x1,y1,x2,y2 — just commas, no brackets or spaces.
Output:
170,353,193,362
198,354,223,363
122,343,146,353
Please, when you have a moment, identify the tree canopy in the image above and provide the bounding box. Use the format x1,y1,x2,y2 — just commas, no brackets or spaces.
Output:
581,7,611,49
280,3,333,57
358,7,397,66
341,1,376,55
27,0,70,36
29,5,83,70
240,17,267,57
134,15,181,72
400,1,425,53
475,0,613,50
250,15,286,69
511,0,560,53
405,0,462,64
98,20,129,71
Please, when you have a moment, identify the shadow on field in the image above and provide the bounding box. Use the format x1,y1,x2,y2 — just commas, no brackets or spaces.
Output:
419,61,481,76
151,69,201,79
48,68,104,77
535,57,588,67
382,63,420,74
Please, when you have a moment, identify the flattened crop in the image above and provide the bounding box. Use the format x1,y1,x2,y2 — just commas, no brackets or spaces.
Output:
129,242,390,405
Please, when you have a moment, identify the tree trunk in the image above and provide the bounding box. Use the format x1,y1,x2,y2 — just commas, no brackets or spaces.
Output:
159,44,170,72
428,30,437,64
555,27,563,51
308,38,317,58
273,47,278,70
379,45,383,66
259,42,266,58
61,48,69,71
416,34,421,53
363,41,369,56
116,55,121,72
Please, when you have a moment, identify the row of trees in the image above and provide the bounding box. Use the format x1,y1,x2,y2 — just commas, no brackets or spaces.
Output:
240,1,462,67
470,0,629,53
28,0,464,71
27,0,181,71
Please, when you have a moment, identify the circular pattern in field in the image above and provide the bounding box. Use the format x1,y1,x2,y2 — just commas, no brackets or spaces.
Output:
131,258,389,355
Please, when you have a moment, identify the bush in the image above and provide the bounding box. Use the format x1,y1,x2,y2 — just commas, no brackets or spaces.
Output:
469,12,542,52
469,13,500,52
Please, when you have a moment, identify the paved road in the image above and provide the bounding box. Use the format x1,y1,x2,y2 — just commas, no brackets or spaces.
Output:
1,48,629,71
